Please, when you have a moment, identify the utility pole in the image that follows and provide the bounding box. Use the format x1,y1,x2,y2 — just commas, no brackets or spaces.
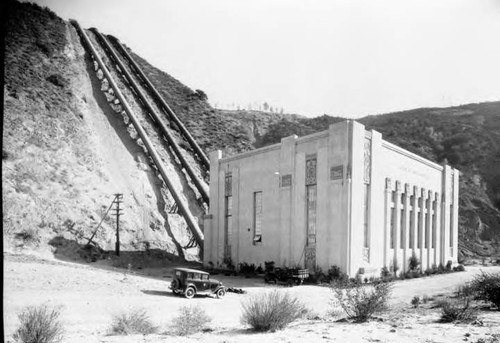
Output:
113,193,123,256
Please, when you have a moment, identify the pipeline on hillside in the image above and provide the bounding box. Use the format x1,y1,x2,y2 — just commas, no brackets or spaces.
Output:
71,20,204,249
106,36,211,171
90,28,209,205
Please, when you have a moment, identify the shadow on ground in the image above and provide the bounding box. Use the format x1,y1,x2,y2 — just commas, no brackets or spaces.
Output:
141,290,177,297
47,236,200,278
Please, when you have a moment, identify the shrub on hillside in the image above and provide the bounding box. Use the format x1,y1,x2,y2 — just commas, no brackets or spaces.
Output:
470,272,500,309
172,305,211,336
13,304,64,343
241,290,305,331
15,227,41,246
109,308,157,335
331,282,392,322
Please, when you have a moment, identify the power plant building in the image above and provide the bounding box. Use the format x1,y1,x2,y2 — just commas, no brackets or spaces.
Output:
203,120,459,277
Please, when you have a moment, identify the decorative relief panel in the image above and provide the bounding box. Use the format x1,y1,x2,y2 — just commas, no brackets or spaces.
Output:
224,172,232,196
363,138,372,184
305,158,317,185
280,174,292,187
304,246,316,270
362,247,370,263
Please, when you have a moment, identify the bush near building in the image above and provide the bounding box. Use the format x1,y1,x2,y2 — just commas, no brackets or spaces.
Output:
241,290,305,331
331,282,392,322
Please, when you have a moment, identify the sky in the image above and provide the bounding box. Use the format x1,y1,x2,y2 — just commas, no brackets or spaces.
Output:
33,0,500,118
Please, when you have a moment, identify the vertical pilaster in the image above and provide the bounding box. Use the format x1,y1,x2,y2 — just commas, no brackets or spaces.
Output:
279,135,297,266
208,150,222,266
426,191,434,268
369,130,383,269
348,121,366,276
402,184,411,273
384,178,392,267
452,169,459,262
426,190,433,270
419,188,427,271
411,186,419,255
232,166,240,265
441,165,452,263
292,153,306,266
394,181,402,274
434,192,441,266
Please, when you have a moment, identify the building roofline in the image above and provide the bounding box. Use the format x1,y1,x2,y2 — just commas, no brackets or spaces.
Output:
381,140,444,171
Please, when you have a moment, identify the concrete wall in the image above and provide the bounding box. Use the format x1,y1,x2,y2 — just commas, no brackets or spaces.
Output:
204,120,459,276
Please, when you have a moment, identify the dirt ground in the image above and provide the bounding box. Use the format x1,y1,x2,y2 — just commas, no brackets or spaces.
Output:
3,253,500,343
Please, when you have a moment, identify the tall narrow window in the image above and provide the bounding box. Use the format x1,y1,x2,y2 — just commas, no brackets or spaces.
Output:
224,173,232,252
390,208,395,248
400,209,405,249
417,198,422,248
432,201,436,249
253,191,262,245
450,205,454,248
424,213,429,249
363,184,370,248
409,209,414,248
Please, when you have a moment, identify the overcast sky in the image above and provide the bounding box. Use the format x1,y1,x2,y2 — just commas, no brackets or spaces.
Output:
33,0,500,118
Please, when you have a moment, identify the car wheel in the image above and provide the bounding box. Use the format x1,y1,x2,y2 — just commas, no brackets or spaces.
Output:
184,287,196,299
268,277,278,285
216,288,226,299
287,279,294,287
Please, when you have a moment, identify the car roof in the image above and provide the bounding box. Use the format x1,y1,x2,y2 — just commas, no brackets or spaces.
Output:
174,267,209,275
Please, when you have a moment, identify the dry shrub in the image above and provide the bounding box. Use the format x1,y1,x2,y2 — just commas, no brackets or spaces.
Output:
109,308,157,335
331,282,392,322
470,272,500,309
13,304,64,343
172,305,211,336
439,296,478,323
241,290,305,331
411,296,420,308
16,227,41,246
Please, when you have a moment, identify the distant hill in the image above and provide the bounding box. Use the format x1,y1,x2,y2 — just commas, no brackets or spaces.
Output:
258,103,500,260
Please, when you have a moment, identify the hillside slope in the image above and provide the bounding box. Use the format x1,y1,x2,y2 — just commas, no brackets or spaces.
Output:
3,1,199,263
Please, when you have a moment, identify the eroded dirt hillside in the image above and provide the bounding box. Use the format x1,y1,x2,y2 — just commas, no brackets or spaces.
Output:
3,1,199,263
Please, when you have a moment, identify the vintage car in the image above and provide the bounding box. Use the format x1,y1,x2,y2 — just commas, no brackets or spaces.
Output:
264,267,309,286
169,267,226,299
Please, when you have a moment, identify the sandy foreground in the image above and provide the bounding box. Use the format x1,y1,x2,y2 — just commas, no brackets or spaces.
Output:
3,254,500,343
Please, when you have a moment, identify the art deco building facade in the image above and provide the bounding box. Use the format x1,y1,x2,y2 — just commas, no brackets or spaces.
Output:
203,120,459,276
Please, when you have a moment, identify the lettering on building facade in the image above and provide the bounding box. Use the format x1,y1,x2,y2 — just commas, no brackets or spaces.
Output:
330,165,343,180
280,174,292,187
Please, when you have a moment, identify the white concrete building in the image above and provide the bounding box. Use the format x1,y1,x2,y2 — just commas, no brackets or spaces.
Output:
203,120,459,277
